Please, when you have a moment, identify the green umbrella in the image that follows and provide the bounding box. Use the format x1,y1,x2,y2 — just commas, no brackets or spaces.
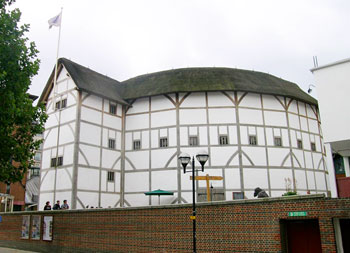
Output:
144,189,174,205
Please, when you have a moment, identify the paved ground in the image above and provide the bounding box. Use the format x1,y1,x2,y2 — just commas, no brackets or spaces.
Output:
0,247,37,253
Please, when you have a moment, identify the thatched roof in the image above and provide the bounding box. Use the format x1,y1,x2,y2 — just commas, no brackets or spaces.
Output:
40,59,317,106
121,67,317,105
39,58,128,105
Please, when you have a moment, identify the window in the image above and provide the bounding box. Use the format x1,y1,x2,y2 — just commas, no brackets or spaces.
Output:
108,138,116,149
311,142,316,151
30,167,40,177
55,99,67,110
219,136,228,145
109,104,116,114
232,192,245,200
297,139,303,149
61,98,67,108
249,135,257,146
57,156,63,166
107,171,115,182
51,158,57,167
160,137,168,148
189,136,198,146
51,156,63,167
55,101,61,110
133,140,141,150
34,152,41,161
274,137,282,147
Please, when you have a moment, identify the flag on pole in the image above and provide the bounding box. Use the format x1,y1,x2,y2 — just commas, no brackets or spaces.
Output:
48,12,62,29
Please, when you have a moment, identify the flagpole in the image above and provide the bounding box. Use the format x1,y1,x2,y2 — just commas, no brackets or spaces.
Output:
52,7,63,110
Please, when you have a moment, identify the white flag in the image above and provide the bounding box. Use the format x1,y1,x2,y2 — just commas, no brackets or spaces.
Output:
48,13,62,29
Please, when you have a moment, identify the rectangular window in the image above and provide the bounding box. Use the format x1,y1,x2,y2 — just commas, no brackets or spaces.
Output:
249,135,257,146
50,158,57,167
219,136,228,145
30,167,40,177
55,99,67,110
34,152,41,161
232,192,244,200
189,136,198,146
297,139,303,149
57,156,63,166
107,171,115,182
311,142,316,151
160,137,168,148
274,137,282,147
61,98,67,108
133,140,141,150
55,101,61,110
109,104,117,114
108,138,116,149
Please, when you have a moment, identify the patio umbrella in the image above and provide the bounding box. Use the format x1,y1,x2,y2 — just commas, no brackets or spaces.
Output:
144,189,174,205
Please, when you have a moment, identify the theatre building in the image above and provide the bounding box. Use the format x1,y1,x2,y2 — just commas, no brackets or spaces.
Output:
38,58,329,210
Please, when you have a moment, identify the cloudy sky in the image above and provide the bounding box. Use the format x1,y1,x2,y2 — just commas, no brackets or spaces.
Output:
13,0,350,98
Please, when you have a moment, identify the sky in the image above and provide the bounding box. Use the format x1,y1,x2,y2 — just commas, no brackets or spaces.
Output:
12,0,350,98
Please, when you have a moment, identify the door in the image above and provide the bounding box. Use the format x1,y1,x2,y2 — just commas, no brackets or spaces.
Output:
281,219,322,253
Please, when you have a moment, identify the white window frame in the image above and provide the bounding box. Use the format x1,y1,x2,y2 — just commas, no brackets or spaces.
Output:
133,140,141,150
108,138,116,149
219,135,228,145
189,136,198,146
160,137,168,148
249,135,257,146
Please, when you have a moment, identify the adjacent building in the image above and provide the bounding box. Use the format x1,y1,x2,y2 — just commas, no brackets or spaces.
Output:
38,58,329,210
311,58,350,197
0,95,41,211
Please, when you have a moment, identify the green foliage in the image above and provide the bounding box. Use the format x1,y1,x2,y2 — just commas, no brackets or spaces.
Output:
0,0,47,184
282,191,297,196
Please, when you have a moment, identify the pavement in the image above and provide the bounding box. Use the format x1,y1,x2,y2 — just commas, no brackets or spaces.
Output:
0,248,37,253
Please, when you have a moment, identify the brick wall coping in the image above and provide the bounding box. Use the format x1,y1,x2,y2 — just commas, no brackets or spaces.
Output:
0,194,326,216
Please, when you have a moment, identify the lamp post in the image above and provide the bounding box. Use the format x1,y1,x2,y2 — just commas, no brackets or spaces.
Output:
179,151,209,253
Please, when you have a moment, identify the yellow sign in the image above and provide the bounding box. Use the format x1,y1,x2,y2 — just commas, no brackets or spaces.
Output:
190,216,196,220
190,174,223,201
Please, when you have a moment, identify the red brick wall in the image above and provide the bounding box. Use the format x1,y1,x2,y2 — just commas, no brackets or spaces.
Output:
0,161,27,210
0,195,349,252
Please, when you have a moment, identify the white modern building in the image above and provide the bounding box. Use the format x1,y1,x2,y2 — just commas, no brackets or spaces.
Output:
311,58,350,197
38,58,329,210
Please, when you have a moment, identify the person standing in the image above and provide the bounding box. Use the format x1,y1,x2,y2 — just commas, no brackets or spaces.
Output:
61,200,69,210
53,200,61,210
44,201,51,210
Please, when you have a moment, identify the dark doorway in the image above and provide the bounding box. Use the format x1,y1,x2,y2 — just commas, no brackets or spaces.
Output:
340,219,350,252
280,219,322,253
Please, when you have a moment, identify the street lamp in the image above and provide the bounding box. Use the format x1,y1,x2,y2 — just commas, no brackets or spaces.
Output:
179,150,209,253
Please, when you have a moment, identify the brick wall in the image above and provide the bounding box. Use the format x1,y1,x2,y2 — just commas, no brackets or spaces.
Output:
0,161,27,211
0,195,349,252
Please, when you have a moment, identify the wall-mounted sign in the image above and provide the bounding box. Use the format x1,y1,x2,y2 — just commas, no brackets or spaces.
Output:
43,216,53,241
0,216,2,222
21,215,30,239
288,211,308,217
31,215,41,240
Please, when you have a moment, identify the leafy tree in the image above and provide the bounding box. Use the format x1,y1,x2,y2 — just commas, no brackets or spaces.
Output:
0,0,47,184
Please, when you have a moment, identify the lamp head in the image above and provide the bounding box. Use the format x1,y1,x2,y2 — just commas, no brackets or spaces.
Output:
196,150,209,171
179,152,191,173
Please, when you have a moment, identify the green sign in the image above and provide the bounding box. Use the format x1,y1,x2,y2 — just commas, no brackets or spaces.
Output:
288,211,307,217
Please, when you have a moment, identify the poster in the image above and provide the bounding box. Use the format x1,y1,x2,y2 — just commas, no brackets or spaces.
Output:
31,215,41,240
43,216,53,241
21,215,30,239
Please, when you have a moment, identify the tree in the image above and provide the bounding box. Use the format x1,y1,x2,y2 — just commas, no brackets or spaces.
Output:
0,0,47,184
